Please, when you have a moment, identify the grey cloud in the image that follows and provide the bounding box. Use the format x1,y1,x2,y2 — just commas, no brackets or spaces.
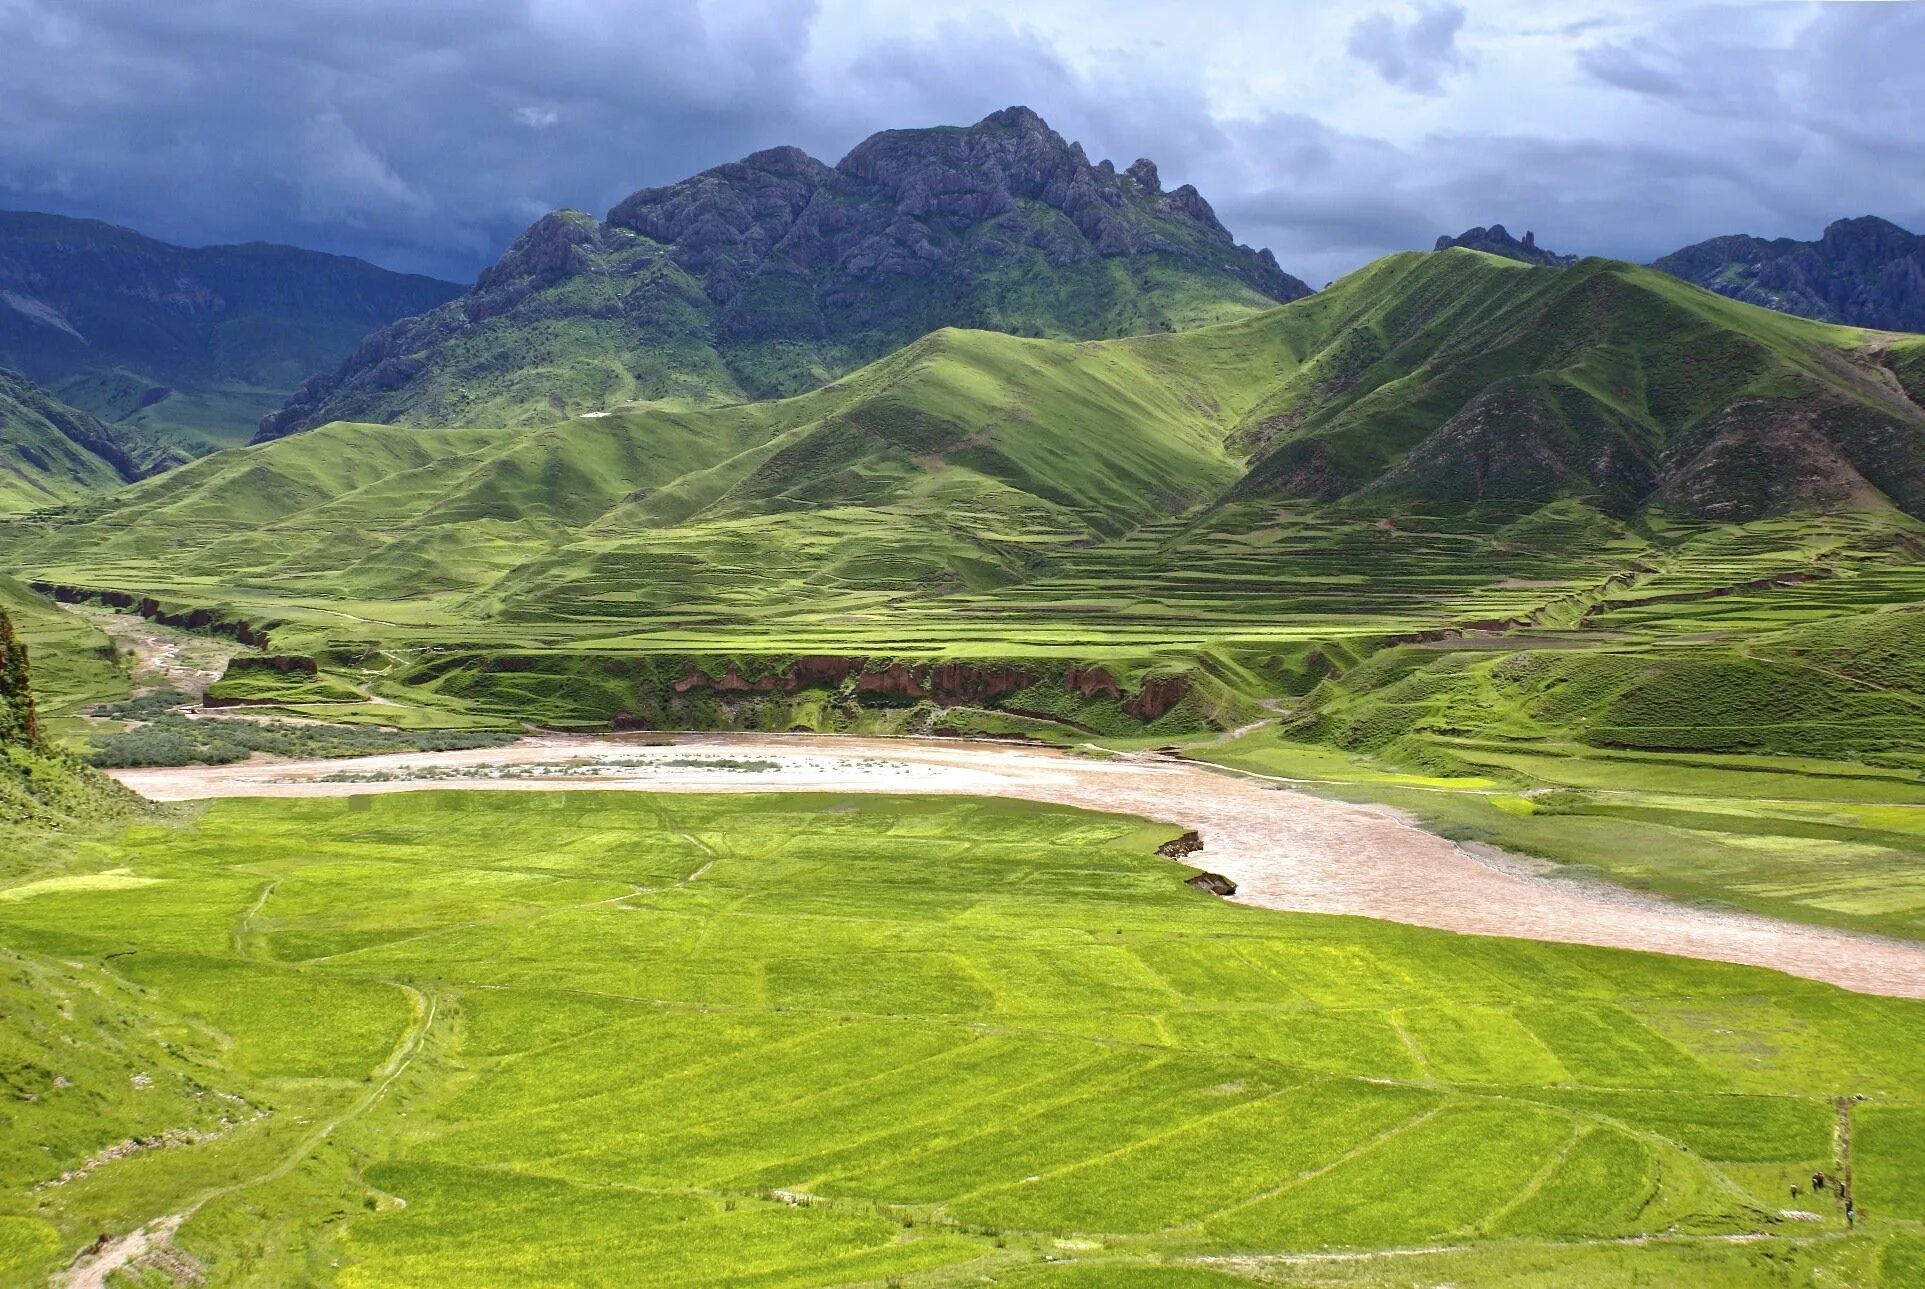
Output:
1347,3,1472,95
1576,39,1691,98
0,0,1918,292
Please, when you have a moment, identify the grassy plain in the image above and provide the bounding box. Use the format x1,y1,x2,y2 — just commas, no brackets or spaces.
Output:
4,790,1925,1287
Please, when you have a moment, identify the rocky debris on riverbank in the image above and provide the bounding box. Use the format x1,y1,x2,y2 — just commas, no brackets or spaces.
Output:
1157,830,1204,859
1185,871,1238,897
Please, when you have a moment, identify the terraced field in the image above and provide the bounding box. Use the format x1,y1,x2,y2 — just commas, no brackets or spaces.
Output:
7,791,1925,1287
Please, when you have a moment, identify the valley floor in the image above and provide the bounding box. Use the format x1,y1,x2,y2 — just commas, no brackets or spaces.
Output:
109,732,1925,1000
6,786,1925,1289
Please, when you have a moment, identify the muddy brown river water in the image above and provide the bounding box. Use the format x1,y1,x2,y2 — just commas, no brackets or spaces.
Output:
108,732,1925,1001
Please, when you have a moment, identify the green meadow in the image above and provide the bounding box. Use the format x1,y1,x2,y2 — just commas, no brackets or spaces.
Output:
4,790,1925,1286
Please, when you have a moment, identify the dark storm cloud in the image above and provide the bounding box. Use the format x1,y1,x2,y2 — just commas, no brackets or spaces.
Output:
1346,3,1472,95
0,1,1919,287
0,0,832,277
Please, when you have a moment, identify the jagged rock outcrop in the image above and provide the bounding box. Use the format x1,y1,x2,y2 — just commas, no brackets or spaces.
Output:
1652,216,1925,332
259,106,1310,439
0,603,146,826
1184,872,1237,897
1433,224,1576,267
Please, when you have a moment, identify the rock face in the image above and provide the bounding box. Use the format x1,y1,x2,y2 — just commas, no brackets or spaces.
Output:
1652,217,1925,332
1433,224,1576,267
259,106,1310,439
0,608,38,747
0,210,461,445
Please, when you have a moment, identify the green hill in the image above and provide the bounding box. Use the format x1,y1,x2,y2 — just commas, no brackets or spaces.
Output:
0,211,460,450
1229,250,1925,516
0,368,183,515
258,107,1307,439
38,250,1925,582
10,247,1925,755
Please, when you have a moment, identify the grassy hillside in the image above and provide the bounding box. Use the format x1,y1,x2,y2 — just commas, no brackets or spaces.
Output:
0,210,460,450
13,253,1923,668
3,790,1922,1285
0,368,182,514
1230,250,1925,516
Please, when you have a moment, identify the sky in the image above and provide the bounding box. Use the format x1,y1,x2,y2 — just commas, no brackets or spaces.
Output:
1,0,1920,286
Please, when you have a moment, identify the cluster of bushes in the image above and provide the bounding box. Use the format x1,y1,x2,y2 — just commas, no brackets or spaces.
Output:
87,715,517,769
92,688,193,721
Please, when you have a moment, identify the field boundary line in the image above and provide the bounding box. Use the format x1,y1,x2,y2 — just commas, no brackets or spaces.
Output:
741,1042,1137,1195
1469,1121,1587,1235
948,1083,1302,1207
1194,1102,1446,1227
297,874,645,965
813,1052,1173,1194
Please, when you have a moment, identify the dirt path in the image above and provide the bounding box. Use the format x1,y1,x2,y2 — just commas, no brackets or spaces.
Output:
55,984,436,1287
108,733,1925,1001
59,1214,187,1289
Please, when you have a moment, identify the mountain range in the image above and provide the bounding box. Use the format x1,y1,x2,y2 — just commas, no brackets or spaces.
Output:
2,106,1924,752
0,106,1920,543
1435,217,1925,335
1652,216,1925,333
25,250,1924,615
0,211,460,450
257,107,1307,439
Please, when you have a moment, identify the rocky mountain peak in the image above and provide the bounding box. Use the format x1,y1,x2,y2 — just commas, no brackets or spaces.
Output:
838,106,1102,222
1126,158,1162,193
258,107,1309,438
1817,215,1917,264
1433,223,1576,267
474,211,605,293
1158,185,1228,241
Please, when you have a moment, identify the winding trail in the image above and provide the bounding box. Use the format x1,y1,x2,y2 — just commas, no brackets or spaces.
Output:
108,732,1925,1001
56,985,436,1288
